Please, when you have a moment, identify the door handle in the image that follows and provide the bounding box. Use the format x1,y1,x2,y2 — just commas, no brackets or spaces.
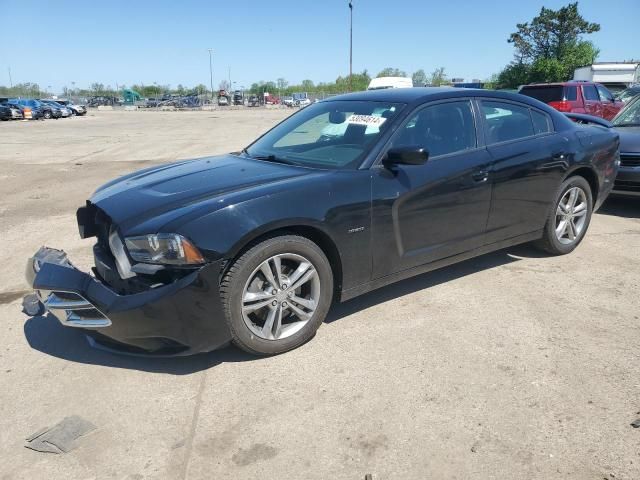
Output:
472,169,489,183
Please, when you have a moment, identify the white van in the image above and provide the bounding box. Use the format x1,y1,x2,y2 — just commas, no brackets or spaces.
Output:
367,76,413,90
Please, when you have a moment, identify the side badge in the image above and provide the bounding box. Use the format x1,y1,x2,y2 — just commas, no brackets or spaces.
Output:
348,226,365,234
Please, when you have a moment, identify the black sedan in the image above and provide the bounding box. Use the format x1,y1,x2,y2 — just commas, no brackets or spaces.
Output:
26,88,619,356
0,104,12,120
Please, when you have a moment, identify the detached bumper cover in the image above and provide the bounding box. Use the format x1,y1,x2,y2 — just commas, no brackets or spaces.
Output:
26,247,232,355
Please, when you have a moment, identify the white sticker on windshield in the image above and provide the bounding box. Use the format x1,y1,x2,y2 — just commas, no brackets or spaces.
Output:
346,114,387,127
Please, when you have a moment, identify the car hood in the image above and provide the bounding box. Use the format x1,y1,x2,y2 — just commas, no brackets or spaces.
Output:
90,154,315,233
613,126,640,154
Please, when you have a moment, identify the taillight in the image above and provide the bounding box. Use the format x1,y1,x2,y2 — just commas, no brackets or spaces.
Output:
24,107,31,113
548,100,572,112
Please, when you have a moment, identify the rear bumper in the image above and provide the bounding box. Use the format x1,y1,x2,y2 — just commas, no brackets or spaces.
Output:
26,247,232,356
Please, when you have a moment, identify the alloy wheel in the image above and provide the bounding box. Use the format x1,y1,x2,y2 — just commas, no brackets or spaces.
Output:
555,186,588,245
241,253,320,341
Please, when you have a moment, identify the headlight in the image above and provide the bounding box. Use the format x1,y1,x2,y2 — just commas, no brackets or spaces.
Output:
124,234,205,265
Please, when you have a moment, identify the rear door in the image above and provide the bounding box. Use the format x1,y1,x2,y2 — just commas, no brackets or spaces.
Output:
371,99,493,277
582,84,603,118
479,100,568,243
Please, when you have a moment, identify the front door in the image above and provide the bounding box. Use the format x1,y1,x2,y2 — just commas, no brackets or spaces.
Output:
371,99,493,278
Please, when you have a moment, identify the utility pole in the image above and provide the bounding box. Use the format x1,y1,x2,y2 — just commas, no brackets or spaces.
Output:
349,0,353,92
208,49,214,101
228,66,231,91
8,67,12,88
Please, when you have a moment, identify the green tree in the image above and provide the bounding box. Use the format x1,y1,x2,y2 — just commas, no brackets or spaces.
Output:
498,2,600,88
429,67,447,86
301,79,315,91
276,78,288,91
411,69,427,87
377,67,407,78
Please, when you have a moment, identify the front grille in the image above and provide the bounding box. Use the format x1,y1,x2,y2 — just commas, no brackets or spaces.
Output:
614,179,640,192
620,154,640,168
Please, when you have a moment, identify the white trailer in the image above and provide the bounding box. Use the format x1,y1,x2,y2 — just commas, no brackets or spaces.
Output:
573,62,640,91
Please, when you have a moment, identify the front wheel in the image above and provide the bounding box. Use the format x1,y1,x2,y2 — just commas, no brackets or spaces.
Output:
535,176,593,255
43,111,51,119
221,235,333,355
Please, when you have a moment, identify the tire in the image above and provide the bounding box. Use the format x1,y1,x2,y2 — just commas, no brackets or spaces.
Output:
43,110,51,119
221,235,334,355
534,175,593,255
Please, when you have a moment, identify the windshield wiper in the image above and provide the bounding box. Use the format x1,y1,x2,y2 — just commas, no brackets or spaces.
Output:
614,123,640,127
242,150,297,165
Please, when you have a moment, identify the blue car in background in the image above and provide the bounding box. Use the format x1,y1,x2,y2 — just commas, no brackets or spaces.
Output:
8,99,47,120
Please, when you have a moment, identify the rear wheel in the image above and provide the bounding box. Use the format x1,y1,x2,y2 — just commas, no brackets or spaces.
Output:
221,235,333,355
43,110,52,119
535,176,593,255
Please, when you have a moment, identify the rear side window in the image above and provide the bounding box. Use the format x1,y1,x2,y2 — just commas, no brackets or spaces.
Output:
519,86,563,103
565,86,577,101
531,110,552,134
481,101,534,144
583,85,599,101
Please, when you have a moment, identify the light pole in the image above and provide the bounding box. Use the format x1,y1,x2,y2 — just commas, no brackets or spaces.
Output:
349,0,353,92
8,67,12,88
208,49,214,101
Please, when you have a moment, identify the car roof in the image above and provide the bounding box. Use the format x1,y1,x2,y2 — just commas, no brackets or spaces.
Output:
324,87,551,108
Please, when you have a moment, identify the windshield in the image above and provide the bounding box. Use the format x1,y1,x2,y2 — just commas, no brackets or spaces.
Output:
616,88,640,103
612,96,640,126
244,100,405,170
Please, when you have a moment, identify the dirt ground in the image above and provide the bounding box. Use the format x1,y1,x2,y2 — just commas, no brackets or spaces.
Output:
0,109,639,480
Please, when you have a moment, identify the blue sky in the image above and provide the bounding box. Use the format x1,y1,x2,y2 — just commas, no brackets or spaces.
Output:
1,0,638,92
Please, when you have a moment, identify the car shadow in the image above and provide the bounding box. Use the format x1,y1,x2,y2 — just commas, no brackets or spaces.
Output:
24,243,541,374
23,314,256,375
327,243,538,322
597,196,640,219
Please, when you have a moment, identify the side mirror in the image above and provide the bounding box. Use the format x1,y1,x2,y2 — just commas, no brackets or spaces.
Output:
383,146,429,167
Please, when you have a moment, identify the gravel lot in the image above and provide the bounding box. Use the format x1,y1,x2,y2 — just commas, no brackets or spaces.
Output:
1,109,639,480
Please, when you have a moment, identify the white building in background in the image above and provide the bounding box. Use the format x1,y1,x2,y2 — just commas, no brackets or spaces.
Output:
573,62,640,91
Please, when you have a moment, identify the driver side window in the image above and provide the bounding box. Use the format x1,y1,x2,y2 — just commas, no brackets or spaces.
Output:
390,101,476,157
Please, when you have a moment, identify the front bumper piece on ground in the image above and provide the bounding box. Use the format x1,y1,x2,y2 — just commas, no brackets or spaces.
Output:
25,246,232,356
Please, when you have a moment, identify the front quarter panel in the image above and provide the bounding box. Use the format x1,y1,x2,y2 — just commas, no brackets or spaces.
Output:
175,170,373,292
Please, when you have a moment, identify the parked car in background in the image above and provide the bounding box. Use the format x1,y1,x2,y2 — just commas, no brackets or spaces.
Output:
292,92,311,107
26,88,619,356
0,104,13,120
615,85,640,103
56,99,87,115
519,81,624,120
217,90,230,106
9,99,46,120
610,96,640,196
232,90,244,106
40,100,72,117
248,95,260,107
282,96,294,107
1,102,24,119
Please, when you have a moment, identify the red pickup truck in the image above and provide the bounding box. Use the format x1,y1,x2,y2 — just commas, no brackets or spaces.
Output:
519,81,624,120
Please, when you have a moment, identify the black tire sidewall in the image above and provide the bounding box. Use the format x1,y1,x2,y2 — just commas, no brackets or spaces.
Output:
544,176,593,254
223,236,333,355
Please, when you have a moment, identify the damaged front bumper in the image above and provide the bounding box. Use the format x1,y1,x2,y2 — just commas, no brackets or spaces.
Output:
26,247,232,356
